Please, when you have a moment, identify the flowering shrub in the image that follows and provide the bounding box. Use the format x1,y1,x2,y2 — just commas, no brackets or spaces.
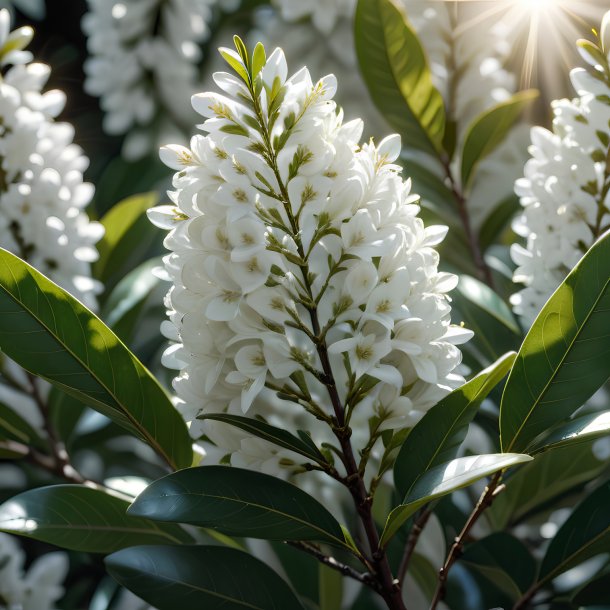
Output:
0,2,610,610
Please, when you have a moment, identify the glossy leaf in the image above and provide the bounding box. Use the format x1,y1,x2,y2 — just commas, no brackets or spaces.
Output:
452,275,521,364
0,485,191,553
0,402,45,449
461,90,538,188
382,453,532,545
487,440,607,529
461,533,536,600
572,571,610,605
48,387,87,449
94,192,161,288
200,413,326,466
129,466,347,547
394,352,516,497
106,544,305,610
101,258,161,344
540,481,610,583
355,0,445,156
501,230,610,453
0,248,192,470
530,410,610,454
479,194,520,252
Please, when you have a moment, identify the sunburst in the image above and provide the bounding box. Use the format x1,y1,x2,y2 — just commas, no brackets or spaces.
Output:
439,0,607,98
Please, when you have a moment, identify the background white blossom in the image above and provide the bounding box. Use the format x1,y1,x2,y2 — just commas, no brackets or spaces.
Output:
0,533,67,610
511,33,610,322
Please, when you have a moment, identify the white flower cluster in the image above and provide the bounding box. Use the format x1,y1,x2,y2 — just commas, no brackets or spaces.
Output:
511,21,610,322
0,533,67,610
151,42,471,479
82,0,226,160
0,9,103,310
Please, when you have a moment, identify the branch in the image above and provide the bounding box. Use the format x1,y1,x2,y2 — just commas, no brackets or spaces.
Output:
397,508,433,585
430,472,505,609
288,541,378,590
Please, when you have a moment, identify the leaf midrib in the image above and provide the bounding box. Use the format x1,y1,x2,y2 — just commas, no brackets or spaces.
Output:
0,258,176,468
505,275,610,452
141,490,346,547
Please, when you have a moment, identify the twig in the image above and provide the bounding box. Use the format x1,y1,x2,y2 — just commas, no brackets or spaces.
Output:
249,77,407,610
288,541,378,590
430,472,505,609
397,508,433,585
26,373,80,482
512,583,541,610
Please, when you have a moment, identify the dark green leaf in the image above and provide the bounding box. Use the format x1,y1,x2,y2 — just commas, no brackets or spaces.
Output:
319,564,342,610
0,248,192,470
452,275,521,364
461,90,538,188
500,230,610,453
382,453,532,545
200,413,326,466
540,481,610,583
106,544,305,610
487,440,607,529
479,194,520,252
573,571,610,605
48,387,87,449
0,402,45,449
394,352,516,497
0,485,191,553
129,466,346,547
355,0,445,156
94,193,162,290
101,258,161,344
461,533,536,600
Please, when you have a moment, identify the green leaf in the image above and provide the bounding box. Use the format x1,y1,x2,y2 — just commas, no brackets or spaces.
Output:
199,413,327,466
452,275,521,364
530,410,610,454
101,258,161,344
355,0,445,156
573,571,610,605
319,564,342,610
500,230,610,453
461,533,536,600
0,402,45,449
0,485,191,553
94,193,161,290
129,466,347,547
394,352,516,497
486,440,607,529
479,194,520,252
48,387,87,449
461,90,538,188
540,481,610,583
0,248,192,470
382,453,532,545
106,544,305,610
252,42,266,79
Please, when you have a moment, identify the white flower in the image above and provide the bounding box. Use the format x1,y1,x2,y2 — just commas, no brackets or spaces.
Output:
0,10,102,435
153,41,471,484
0,9,102,310
0,533,68,610
82,0,233,160
511,23,610,323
